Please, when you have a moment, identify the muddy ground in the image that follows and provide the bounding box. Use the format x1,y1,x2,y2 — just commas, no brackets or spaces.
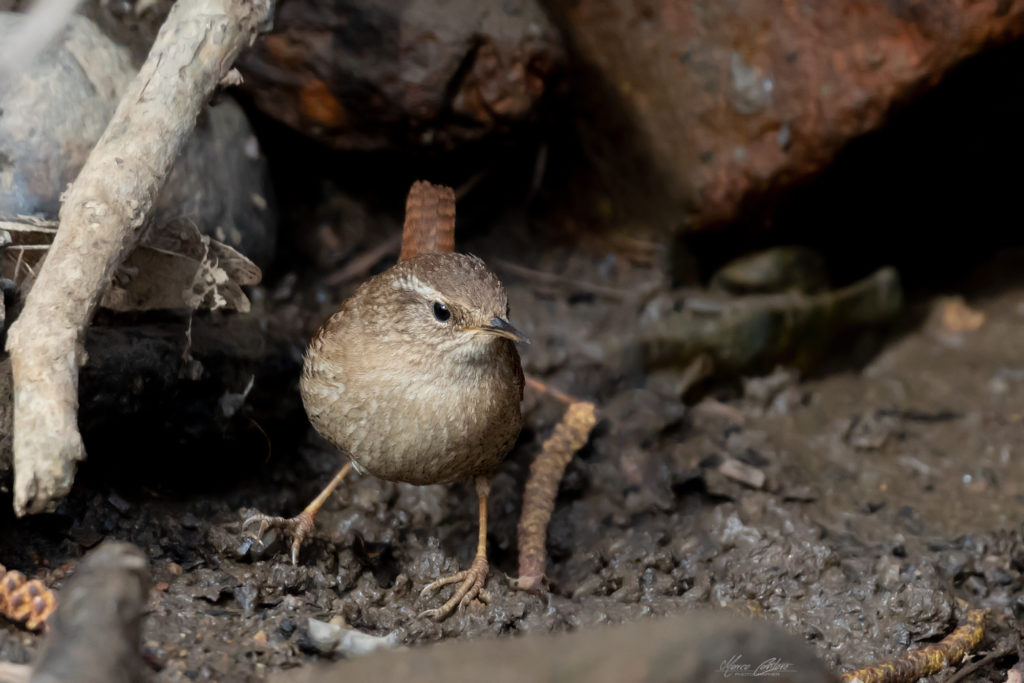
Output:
2,182,1024,682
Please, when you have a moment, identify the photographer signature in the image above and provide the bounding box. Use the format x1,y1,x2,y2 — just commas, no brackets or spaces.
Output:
720,654,796,677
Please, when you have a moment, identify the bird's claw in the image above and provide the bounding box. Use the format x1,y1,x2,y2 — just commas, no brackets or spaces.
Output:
418,554,489,620
240,511,314,565
241,514,271,540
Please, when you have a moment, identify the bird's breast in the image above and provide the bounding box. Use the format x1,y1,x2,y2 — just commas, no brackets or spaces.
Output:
300,344,522,486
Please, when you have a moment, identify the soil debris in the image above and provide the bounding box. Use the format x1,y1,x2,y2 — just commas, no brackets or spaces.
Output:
839,608,988,683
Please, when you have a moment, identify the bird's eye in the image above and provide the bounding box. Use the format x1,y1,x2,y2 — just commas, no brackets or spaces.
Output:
432,301,451,322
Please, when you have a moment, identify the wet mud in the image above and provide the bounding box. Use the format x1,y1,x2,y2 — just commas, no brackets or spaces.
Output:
2,235,1024,681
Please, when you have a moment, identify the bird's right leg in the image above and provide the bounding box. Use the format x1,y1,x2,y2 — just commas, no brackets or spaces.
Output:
419,476,493,620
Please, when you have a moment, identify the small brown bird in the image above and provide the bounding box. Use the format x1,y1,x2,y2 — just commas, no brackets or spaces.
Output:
244,182,527,620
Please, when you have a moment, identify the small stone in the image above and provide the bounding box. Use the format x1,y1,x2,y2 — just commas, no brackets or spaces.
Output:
235,582,259,614
305,618,340,654
278,618,296,639
236,527,282,562
67,525,105,549
305,618,397,657
106,493,133,514
717,457,766,489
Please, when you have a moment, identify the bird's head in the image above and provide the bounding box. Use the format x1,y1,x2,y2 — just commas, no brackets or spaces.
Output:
383,253,529,356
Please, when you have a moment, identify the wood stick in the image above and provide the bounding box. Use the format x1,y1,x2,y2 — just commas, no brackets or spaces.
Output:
514,400,596,591
29,542,150,683
4,0,272,515
0,662,30,683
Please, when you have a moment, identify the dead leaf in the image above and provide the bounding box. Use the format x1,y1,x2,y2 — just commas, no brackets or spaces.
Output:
0,218,56,292
0,217,261,313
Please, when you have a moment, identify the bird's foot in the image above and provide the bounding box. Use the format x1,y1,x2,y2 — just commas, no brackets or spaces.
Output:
418,553,490,620
241,511,315,565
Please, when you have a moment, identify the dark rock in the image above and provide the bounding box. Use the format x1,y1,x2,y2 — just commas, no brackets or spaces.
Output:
278,618,297,640
235,527,285,563
237,0,564,150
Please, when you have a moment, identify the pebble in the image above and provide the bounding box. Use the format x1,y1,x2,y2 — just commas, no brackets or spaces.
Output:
305,618,398,656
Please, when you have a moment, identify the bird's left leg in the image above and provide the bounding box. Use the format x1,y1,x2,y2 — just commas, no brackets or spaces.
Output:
419,475,492,620
242,461,352,564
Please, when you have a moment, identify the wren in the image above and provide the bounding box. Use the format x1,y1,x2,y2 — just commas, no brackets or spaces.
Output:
244,182,527,620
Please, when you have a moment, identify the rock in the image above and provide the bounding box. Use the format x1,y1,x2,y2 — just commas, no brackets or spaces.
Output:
639,266,903,374
236,0,564,150
153,102,276,269
0,12,276,268
276,610,837,682
0,13,132,214
552,0,1024,229
303,618,397,657
712,247,828,295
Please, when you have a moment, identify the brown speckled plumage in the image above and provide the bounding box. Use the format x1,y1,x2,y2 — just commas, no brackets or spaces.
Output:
399,182,456,261
301,252,524,485
244,181,524,618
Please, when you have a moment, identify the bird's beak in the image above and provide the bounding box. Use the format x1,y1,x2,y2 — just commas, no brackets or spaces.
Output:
474,317,531,344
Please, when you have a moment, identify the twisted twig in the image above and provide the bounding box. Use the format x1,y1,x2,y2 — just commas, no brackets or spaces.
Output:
840,609,988,683
514,400,596,591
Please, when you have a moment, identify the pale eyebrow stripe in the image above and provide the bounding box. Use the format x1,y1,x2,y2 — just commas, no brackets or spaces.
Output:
392,274,445,303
